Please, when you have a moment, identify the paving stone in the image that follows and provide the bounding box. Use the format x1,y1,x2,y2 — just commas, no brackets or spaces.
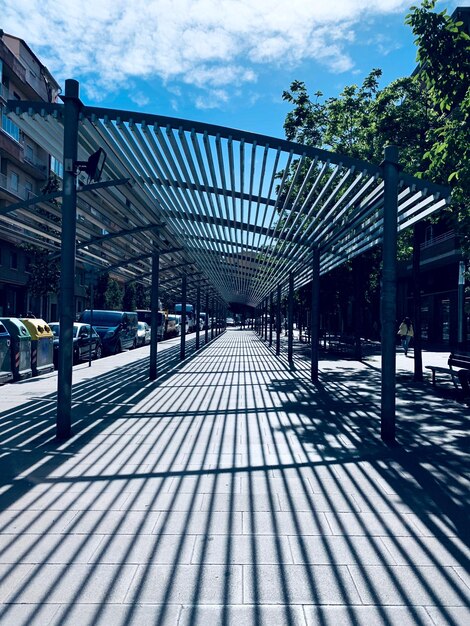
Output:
88,532,196,564
324,511,425,537
380,535,470,567
191,534,293,564
0,332,468,622
288,534,396,565
243,563,361,604
0,603,60,625
48,602,181,626
200,492,281,512
303,605,434,625
278,490,360,512
348,564,470,607
0,533,103,565
121,490,204,512
0,563,34,602
424,606,470,625
0,510,78,535
152,511,243,535
178,604,307,626
3,563,138,604
166,474,242,494
61,509,161,535
242,510,332,536
125,564,243,604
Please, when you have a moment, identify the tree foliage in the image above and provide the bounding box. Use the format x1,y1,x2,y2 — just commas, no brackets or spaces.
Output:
94,274,123,310
22,244,60,298
405,0,470,252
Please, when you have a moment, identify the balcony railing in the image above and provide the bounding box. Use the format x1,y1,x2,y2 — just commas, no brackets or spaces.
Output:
0,83,9,101
420,230,455,249
0,172,36,201
24,153,47,172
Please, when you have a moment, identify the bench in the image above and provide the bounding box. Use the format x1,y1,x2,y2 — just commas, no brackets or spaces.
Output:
426,351,470,391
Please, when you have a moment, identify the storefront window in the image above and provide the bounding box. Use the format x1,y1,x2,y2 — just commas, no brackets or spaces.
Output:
441,299,450,341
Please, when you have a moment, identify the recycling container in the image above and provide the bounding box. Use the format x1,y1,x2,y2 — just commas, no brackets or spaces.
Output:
0,321,13,385
0,318,32,381
21,318,54,376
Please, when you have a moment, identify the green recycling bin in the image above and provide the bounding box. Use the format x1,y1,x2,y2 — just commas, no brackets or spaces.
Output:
0,321,13,385
0,318,32,381
21,318,54,376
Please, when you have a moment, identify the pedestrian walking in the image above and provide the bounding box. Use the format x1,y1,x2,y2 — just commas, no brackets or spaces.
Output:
397,316,414,356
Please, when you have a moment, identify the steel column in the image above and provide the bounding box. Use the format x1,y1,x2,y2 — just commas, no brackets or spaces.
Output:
57,79,81,440
276,284,281,356
311,247,320,382
288,271,294,363
211,297,214,340
269,292,273,346
195,284,201,350
149,251,160,380
180,273,187,360
381,145,399,443
205,292,209,343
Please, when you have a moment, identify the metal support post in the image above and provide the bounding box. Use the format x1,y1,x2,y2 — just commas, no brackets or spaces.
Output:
205,291,209,343
195,284,201,351
458,260,465,346
211,297,214,340
269,292,273,346
180,273,187,360
149,251,160,380
288,271,294,363
381,145,399,443
264,298,268,340
276,284,281,355
57,79,81,440
311,247,320,382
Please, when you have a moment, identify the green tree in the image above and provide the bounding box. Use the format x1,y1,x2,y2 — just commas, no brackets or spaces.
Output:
94,274,123,310
405,0,470,252
22,245,60,317
123,283,136,311
135,282,150,309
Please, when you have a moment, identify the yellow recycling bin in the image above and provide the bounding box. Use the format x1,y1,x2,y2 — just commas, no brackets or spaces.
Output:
21,318,54,376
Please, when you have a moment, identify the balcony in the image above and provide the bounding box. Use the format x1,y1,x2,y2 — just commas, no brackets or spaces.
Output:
23,152,47,175
0,172,36,203
0,83,9,102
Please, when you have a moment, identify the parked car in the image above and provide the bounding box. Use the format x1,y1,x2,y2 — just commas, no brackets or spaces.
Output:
166,315,179,338
136,321,151,347
167,314,189,337
78,310,138,356
49,322,102,366
199,312,211,330
226,317,235,326
136,309,166,340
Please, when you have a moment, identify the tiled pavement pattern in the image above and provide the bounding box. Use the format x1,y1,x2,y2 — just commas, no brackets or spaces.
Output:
0,330,468,625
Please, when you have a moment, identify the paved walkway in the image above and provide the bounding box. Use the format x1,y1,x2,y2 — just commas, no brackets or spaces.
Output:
0,330,468,625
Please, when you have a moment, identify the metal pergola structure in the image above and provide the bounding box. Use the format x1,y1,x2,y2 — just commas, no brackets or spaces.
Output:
4,80,450,442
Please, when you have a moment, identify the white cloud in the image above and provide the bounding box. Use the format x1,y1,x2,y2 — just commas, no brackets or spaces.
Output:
1,0,413,106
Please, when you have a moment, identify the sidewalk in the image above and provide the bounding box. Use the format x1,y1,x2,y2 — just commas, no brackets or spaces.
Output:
0,330,468,625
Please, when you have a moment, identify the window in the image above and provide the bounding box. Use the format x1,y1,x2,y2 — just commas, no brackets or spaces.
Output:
1,107,20,141
25,181,33,198
10,172,19,192
25,144,34,163
10,251,18,270
50,155,63,178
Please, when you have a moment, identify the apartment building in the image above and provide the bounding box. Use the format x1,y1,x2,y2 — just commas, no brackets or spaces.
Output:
0,31,61,318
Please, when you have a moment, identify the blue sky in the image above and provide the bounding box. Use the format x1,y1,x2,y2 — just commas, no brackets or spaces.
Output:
2,0,466,138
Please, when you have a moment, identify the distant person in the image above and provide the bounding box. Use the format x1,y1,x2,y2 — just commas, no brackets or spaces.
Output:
397,316,414,356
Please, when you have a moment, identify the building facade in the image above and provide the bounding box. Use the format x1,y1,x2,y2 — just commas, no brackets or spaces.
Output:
0,32,62,318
